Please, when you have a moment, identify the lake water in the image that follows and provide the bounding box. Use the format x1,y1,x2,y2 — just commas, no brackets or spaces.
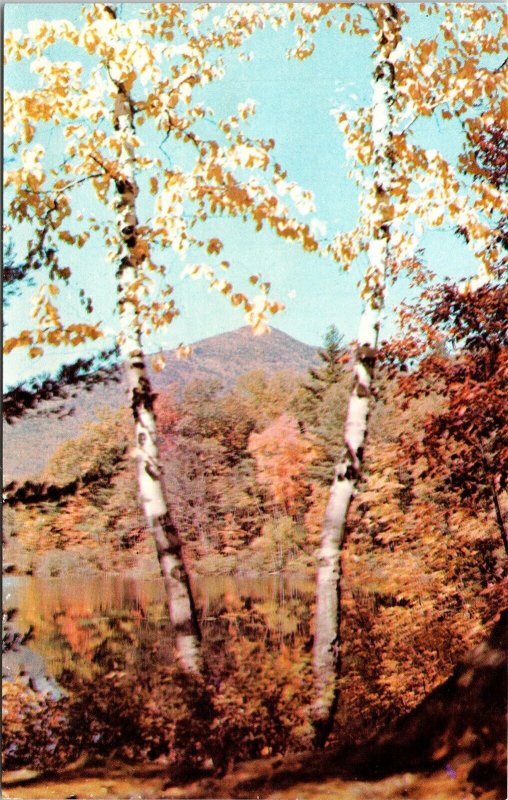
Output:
3,572,318,772
3,573,315,682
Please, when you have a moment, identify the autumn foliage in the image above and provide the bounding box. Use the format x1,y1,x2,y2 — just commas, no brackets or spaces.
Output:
3,1,507,790
385,273,508,551
248,414,316,517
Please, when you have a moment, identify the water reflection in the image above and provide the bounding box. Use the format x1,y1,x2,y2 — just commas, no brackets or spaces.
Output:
3,573,317,773
3,574,315,680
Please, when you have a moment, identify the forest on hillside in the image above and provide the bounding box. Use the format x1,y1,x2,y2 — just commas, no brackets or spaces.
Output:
3,3,507,799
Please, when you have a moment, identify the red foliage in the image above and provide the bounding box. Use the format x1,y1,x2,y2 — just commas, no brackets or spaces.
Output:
470,122,508,192
154,389,180,455
384,275,507,546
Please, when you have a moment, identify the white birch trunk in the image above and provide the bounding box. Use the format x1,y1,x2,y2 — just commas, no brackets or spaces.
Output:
104,6,203,676
312,4,400,741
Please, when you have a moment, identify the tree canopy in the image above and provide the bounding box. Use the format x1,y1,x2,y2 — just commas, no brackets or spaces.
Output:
3,3,322,367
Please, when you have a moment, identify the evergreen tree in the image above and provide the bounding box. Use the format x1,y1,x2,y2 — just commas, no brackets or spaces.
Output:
297,326,349,484
306,325,346,404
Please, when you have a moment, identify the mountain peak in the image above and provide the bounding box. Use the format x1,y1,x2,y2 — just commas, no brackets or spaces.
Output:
4,327,318,482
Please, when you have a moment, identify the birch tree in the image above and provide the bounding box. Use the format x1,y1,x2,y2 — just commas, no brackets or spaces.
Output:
282,2,507,740
311,3,400,741
3,3,318,676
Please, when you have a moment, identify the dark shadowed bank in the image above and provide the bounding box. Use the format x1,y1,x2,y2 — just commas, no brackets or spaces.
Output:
163,610,506,799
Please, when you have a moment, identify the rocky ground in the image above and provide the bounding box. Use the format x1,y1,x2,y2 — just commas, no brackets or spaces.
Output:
1,753,501,800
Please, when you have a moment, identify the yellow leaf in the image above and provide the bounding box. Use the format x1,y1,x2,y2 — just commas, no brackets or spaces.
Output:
59,230,76,245
207,238,223,255
176,343,192,360
151,353,166,372
3,338,20,354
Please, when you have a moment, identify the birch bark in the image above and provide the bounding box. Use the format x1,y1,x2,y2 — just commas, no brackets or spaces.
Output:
104,5,203,677
312,3,400,742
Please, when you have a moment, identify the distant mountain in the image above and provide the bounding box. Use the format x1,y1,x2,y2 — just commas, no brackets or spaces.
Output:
3,327,319,483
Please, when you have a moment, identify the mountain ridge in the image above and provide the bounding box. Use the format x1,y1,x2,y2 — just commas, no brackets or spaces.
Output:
3,326,319,483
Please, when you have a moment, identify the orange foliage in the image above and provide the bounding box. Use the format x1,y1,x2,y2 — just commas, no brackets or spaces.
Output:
328,388,506,747
248,414,316,516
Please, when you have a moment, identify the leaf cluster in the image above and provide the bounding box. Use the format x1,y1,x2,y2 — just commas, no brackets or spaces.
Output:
388,275,507,514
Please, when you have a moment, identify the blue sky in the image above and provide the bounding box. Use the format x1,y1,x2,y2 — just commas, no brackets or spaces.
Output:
3,3,485,388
